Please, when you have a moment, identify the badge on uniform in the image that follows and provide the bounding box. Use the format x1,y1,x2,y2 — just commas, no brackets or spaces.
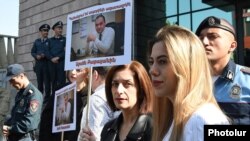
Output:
208,17,216,26
30,100,39,112
226,70,234,81
230,84,241,99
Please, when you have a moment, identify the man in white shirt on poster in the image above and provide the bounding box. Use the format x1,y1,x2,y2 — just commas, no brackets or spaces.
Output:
87,14,115,57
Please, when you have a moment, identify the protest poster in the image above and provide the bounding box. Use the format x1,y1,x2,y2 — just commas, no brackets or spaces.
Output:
65,0,133,70
52,82,77,133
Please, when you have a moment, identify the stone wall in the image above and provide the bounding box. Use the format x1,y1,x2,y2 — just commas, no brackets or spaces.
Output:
18,0,167,84
18,0,114,85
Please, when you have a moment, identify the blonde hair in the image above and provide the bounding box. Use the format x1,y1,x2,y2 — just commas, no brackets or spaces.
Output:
150,25,220,141
67,68,90,84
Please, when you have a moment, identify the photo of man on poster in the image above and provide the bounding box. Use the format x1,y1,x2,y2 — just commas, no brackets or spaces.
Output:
86,14,115,57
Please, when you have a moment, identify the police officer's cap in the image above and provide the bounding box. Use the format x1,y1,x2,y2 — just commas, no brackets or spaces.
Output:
5,64,25,81
52,21,63,30
39,24,50,31
195,16,235,37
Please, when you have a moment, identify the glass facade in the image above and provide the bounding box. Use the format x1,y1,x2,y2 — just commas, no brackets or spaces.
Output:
166,0,233,33
162,0,250,66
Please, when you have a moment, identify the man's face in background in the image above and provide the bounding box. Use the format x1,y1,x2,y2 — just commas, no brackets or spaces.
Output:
9,74,25,90
54,26,63,36
95,16,105,34
40,29,49,38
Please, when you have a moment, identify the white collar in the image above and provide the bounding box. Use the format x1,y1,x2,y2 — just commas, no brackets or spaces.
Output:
212,75,220,83
94,83,105,92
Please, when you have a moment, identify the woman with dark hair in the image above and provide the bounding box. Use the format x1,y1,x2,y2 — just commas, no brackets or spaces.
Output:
79,61,153,141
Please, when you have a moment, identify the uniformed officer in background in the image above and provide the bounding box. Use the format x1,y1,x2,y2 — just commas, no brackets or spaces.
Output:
45,21,66,95
196,16,250,125
2,64,43,141
31,24,51,103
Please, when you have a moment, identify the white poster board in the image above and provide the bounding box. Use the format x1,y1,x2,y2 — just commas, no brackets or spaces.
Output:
52,82,77,133
65,0,133,70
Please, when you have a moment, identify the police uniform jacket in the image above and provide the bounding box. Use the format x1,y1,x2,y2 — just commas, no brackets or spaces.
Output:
5,83,43,134
0,88,11,129
100,113,152,141
31,38,50,62
46,36,66,61
214,60,250,125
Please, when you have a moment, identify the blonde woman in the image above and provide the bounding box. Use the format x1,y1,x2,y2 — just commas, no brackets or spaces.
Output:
148,25,229,141
64,68,89,141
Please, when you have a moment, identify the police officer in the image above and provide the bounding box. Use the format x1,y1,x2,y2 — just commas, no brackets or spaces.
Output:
2,64,43,141
31,24,51,103
196,16,250,125
46,21,66,94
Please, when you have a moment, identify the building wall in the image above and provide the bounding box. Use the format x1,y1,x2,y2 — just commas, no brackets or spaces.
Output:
5,0,166,125
18,0,166,85
18,0,114,85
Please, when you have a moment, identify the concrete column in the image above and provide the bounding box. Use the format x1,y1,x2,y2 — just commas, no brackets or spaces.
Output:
14,38,18,62
7,37,14,65
0,37,8,68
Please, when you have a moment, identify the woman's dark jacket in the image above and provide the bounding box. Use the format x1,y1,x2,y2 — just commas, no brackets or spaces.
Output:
101,113,152,141
64,86,88,141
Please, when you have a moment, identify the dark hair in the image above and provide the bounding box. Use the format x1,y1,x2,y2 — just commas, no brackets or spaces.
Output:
93,66,109,79
95,14,106,23
105,61,153,114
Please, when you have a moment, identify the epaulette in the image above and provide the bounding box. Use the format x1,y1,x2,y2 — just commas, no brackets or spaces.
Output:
240,67,250,75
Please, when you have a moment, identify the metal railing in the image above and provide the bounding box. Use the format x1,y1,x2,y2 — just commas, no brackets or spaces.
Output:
0,34,18,88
